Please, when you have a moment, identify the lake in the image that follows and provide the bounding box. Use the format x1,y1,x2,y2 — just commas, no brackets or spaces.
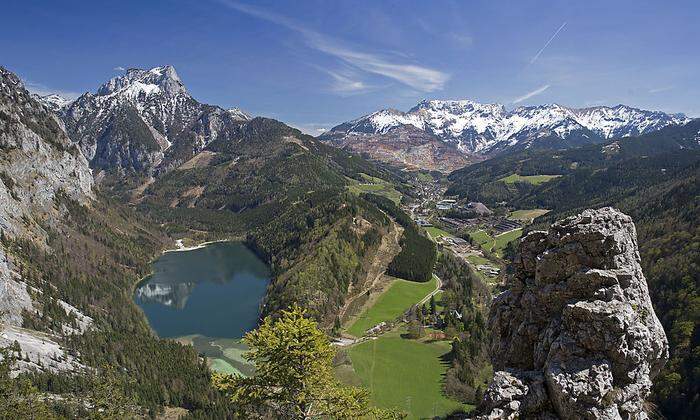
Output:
134,241,270,375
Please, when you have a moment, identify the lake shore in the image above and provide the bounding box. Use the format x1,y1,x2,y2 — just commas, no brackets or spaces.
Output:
163,238,233,254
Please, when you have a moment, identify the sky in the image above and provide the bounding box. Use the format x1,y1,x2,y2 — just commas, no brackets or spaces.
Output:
2,0,698,133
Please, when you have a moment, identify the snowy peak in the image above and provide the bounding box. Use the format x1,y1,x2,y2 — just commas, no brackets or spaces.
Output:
572,104,689,139
32,93,73,112
227,107,252,121
59,65,252,176
325,99,691,155
97,65,187,98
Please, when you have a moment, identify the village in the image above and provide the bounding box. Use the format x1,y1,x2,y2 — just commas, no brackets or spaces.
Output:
400,175,529,287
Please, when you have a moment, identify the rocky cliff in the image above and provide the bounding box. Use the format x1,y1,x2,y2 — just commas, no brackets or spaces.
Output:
474,208,668,419
0,66,94,374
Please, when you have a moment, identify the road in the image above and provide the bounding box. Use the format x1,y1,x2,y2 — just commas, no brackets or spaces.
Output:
417,274,442,307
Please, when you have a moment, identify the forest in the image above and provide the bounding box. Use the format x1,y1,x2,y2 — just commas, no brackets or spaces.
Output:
362,193,437,282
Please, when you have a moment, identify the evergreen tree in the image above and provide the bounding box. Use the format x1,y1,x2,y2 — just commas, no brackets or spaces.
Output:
213,305,404,419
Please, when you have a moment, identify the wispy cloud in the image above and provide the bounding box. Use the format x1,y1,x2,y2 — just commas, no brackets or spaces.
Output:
24,80,80,99
529,22,567,65
319,68,370,95
648,86,673,94
512,84,551,104
217,1,449,92
114,66,126,71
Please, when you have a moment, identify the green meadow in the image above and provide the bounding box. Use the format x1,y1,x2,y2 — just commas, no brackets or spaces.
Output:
346,172,403,204
348,329,470,419
499,173,561,185
509,208,549,221
347,276,437,337
493,228,523,256
467,229,494,251
425,226,452,241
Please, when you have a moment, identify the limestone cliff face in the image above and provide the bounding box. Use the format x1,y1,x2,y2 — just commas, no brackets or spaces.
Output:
475,208,668,419
0,66,94,239
0,66,94,374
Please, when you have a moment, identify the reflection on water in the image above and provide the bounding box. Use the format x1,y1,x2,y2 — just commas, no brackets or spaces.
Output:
134,242,270,338
135,281,196,309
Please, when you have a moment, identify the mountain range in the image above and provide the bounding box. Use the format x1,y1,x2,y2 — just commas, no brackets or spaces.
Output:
1,61,697,418
320,99,690,171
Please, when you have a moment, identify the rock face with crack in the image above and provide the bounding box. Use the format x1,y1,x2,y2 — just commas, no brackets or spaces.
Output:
474,208,668,419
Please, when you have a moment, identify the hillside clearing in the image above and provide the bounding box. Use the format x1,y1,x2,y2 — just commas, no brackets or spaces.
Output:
509,208,550,221
493,228,523,256
346,276,437,337
499,174,561,185
425,226,452,241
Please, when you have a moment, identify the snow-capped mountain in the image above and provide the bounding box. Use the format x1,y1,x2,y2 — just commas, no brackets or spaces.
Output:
59,65,251,175
321,99,691,160
32,93,73,112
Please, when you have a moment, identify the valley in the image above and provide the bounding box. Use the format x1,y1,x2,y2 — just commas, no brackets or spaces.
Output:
0,33,697,418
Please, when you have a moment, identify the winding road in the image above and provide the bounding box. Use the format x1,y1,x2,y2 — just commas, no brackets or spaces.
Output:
417,274,442,307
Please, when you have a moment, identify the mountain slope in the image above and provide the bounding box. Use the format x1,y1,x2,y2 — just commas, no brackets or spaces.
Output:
320,99,690,170
0,65,231,416
318,122,472,172
61,65,250,177
445,118,700,203
139,117,404,326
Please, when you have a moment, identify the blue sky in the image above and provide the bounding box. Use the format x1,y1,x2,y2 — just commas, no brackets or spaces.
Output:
2,0,698,133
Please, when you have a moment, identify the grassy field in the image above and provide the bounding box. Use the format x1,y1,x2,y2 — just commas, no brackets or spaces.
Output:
348,329,470,419
499,174,561,185
465,254,491,266
466,227,522,257
467,229,494,252
509,208,549,221
425,226,452,241
493,228,523,256
347,173,402,205
347,277,437,337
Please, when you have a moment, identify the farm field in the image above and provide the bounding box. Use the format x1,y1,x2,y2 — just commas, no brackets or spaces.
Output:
465,254,491,266
499,173,561,185
347,276,437,337
509,208,549,221
348,328,470,419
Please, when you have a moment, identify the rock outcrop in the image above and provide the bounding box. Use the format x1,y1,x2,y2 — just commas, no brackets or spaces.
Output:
475,208,668,419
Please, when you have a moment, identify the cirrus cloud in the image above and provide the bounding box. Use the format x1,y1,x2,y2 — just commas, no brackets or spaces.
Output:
217,0,449,92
